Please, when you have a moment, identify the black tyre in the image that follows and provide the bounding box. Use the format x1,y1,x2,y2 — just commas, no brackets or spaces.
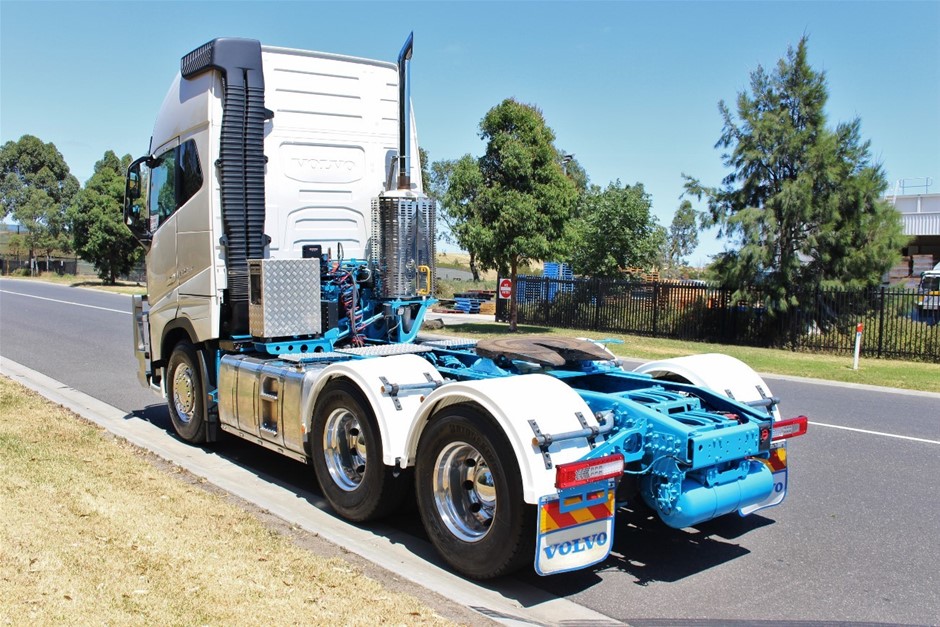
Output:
415,404,535,580
166,341,207,443
311,380,408,522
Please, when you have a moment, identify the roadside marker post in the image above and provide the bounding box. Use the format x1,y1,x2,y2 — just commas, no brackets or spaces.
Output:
853,322,864,370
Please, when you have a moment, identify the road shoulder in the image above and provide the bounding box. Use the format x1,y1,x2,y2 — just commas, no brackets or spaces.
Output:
0,356,620,627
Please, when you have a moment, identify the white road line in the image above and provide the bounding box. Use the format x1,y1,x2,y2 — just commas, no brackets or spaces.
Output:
0,289,130,315
809,421,939,445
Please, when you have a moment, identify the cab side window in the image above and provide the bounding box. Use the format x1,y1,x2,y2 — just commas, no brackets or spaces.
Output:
149,149,177,222
148,139,203,231
178,139,203,208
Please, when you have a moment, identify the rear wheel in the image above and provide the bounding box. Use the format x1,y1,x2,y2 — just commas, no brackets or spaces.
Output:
166,341,207,443
311,380,408,521
415,404,535,579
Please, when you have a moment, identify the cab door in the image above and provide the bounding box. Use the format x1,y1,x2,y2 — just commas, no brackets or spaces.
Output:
145,139,181,309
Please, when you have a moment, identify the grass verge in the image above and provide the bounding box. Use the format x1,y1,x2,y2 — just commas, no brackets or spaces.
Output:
2,273,146,295
431,321,940,394
0,377,453,626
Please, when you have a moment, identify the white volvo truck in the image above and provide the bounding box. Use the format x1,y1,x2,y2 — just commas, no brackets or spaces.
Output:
124,35,807,579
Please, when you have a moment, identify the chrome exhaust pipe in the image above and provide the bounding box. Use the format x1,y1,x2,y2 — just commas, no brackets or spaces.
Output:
397,32,414,191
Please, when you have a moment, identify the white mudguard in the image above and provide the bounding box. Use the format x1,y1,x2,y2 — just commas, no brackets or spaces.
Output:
634,353,788,514
404,373,599,504
634,353,780,419
310,354,445,466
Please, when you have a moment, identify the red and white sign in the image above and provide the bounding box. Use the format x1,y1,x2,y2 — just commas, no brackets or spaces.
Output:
498,278,512,299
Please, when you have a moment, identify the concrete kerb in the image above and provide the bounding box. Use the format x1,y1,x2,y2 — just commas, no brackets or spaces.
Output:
0,357,621,627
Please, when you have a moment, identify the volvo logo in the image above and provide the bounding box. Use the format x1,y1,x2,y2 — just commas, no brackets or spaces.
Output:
291,158,355,171
542,532,609,559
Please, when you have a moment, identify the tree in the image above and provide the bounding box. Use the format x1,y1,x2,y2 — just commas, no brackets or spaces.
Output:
447,99,579,331
568,181,664,277
558,150,589,196
1,135,80,270
13,188,70,261
664,199,699,271
418,146,431,194
69,151,142,284
429,155,486,281
685,37,906,315
442,154,485,281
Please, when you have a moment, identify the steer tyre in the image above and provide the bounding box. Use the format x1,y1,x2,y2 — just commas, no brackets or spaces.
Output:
415,404,535,580
166,341,207,443
311,380,407,522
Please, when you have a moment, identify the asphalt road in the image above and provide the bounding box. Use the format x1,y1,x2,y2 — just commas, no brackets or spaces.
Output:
2,278,938,625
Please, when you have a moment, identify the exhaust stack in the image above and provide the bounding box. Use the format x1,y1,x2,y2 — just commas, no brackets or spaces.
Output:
371,32,436,300
397,32,414,191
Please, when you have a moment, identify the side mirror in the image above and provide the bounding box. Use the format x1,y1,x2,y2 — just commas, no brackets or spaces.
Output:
124,156,152,247
126,170,141,202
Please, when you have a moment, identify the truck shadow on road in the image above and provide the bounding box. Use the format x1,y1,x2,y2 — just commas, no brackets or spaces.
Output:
516,506,775,594
608,507,773,585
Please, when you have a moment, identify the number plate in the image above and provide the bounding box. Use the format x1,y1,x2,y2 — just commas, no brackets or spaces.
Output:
534,492,615,576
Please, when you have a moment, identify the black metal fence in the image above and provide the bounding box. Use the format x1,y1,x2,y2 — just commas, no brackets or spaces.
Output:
0,254,78,276
496,275,940,363
0,255,145,283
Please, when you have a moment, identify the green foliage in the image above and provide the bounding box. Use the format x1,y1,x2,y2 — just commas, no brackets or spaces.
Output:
418,146,431,195
559,151,589,196
426,151,484,280
0,135,79,262
427,156,460,243
454,99,579,274
439,154,483,280
665,199,699,268
445,99,579,329
684,37,907,315
68,151,142,284
568,181,664,277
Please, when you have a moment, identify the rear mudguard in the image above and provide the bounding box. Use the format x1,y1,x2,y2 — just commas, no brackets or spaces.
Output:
634,353,780,419
404,374,599,504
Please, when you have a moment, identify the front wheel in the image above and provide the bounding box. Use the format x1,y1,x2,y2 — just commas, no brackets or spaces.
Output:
165,341,207,443
310,380,408,522
415,404,535,579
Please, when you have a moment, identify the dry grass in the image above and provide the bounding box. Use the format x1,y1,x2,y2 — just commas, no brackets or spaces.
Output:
0,377,453,626
435,253,542,281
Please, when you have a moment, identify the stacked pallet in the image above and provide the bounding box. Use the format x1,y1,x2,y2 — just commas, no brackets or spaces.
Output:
913,254,936,275
887,258,910,280
454,297,481,313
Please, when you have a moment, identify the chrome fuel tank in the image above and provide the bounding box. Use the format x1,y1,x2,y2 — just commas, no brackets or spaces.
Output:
217,354,333,460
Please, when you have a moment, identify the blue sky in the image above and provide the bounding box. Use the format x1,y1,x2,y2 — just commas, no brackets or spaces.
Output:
2,1,938,263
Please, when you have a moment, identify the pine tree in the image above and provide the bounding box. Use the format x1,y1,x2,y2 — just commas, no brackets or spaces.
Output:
685,37,906,313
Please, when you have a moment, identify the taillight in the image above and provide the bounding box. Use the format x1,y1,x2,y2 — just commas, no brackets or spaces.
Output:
555,454,624,490
772,416,808,441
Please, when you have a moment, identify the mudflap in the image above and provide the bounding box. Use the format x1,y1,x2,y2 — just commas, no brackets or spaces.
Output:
740,442,788,516
534,491,615,576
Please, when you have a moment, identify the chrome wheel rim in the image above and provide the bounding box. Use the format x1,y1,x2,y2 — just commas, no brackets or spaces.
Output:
323,408,367,492
432,441,496,542
172,361,196,424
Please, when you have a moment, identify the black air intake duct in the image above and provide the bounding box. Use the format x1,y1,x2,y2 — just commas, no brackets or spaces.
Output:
181,38,271,335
